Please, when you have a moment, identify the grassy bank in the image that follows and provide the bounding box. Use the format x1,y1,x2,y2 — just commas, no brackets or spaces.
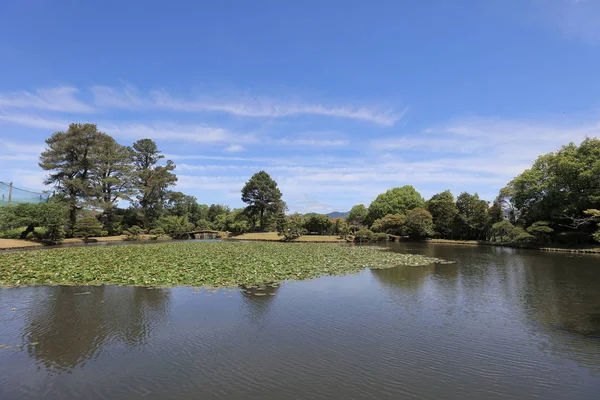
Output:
0,239,42,250
228,232,348,242
0,242,448,288
0,235,156,251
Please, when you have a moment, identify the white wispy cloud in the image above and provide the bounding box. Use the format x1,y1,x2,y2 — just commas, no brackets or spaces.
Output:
0,87,93,113
0,112,255,146
274,138,348,146
91,85,406,126
0,112,70,130
374,116,600,165
103,122,254,145
224,144,244,153
0,140,45,154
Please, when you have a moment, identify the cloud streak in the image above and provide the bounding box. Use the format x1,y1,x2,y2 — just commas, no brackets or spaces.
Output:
91,85,406,126
0,87,93,113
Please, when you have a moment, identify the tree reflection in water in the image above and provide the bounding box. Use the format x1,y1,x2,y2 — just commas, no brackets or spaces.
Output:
22,286,170,373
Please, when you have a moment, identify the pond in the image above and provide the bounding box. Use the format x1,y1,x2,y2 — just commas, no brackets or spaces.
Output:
0,243,599,399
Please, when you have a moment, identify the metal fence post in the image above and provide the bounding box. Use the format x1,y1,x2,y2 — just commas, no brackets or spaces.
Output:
7,182,12,206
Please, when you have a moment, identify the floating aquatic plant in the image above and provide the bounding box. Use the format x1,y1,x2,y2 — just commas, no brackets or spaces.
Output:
0,242,449,288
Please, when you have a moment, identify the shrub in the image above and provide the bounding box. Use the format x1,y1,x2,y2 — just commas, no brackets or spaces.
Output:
278,213,305,241
373,232,389,242
31,227,47,242
228,220,249,234
74,216,103,241
303,213,332,235
354,228,375,243
149,228,166,240
124,225,143,241
0,203,67,245
195,219,213,230
39,203,68,245
105,221,123,236
510,227,535,244
157,216,193,239
0,228,26,239
491,221,515,242
371,214,405,235
526,221,554,243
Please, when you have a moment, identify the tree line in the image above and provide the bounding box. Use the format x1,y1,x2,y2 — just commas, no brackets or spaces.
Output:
1,124,598,246
340,138,600,245
0,124,287,243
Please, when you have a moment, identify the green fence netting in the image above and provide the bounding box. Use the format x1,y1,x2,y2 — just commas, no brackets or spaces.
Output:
0,181,50,206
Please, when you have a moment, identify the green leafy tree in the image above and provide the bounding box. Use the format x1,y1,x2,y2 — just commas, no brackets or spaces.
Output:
583,209,600,243
509,138,600,226
331,218,350,237
346,204,368,228
223,209,251,234
149,227,166,240
491,220,515,242
456,192,491,240
303,213,333,235
124,225,143,241
366,186,424,225
74,216,103,241
241,171,283,231
404,208,434,240
278,213,306,241
488,200,504,225
132,139,177,228
39,123,103,231
35,202,69,245
0,203,44,235
526,221,554,243
370,214,405,235
195,219,213,230
206,204,231,230
495,185,519,224
157,215,193,239
90,134,134,234
354,228,375,243
165,192,208,227
426,190,458,239
510,227,535,243
0,202,67,243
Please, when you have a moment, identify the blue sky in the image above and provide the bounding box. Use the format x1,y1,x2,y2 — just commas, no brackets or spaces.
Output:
1,0,599,213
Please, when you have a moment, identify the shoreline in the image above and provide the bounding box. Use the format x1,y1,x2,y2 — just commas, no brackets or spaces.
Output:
424,239,600,254
2,236,599,255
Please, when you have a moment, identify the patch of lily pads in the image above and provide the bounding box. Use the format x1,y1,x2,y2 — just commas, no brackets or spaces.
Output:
0,242,451,288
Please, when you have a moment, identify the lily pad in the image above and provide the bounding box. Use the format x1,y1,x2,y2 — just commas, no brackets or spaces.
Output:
0,242,448,288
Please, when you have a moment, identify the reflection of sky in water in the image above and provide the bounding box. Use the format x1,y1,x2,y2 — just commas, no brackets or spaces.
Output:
1,243,600,399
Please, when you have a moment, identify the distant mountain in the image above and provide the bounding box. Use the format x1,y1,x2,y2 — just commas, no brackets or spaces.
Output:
327,211,349,219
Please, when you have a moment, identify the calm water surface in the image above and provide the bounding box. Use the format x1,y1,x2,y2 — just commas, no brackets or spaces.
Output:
1,243,599,399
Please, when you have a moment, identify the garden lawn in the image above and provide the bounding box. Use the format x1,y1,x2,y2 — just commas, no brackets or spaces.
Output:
0,241,447,287
228,232,346,242
0,239,41,250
